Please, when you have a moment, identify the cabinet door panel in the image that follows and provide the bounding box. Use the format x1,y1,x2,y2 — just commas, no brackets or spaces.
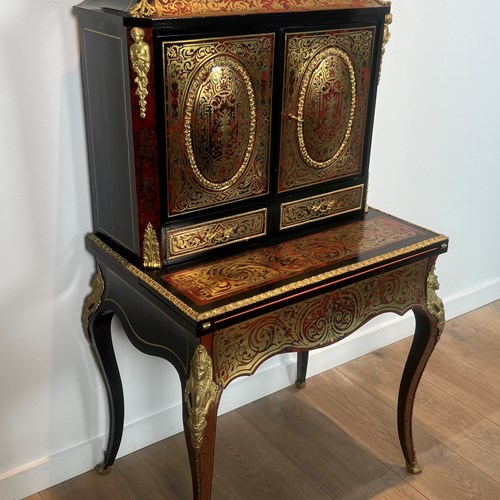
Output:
164,34,274,217
279,27,375,193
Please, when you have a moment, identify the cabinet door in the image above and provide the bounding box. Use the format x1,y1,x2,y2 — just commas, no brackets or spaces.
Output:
163,34,274,217
278,27,375,193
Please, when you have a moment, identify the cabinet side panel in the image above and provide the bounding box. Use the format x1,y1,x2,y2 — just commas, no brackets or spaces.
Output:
81,25,139,254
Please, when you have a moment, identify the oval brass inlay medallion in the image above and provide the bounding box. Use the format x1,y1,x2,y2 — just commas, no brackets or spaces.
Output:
297,47,356,169
184,55,257,191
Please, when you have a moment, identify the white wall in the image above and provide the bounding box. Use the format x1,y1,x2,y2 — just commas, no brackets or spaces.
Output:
1,1,499,498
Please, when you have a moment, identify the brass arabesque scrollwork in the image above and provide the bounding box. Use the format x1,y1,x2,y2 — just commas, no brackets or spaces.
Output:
296,47,356,170
130,0,156,18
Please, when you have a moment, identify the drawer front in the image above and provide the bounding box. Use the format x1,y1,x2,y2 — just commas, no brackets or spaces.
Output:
163,34,274,217
280,184,364,229
279,28,375,193
165,209,267,261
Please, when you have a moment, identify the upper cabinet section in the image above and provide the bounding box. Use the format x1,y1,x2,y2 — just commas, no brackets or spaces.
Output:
279,27,375,193
163,34,274,217
75,0,391,267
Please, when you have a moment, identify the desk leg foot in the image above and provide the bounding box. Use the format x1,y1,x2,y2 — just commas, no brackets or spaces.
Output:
295,351,309,388
406,462,423,474
89,311,125,470
398,266,445,473
183,345,222,500
94,463,113,475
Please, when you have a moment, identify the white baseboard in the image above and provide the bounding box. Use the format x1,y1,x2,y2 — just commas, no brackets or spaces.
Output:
2,279,499,500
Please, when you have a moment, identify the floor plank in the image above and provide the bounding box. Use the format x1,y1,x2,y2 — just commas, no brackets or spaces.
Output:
38,465,139,500
213,411,332,499
335,332,500,483
238,389,426,500
296,370,500,500
116,431,236,500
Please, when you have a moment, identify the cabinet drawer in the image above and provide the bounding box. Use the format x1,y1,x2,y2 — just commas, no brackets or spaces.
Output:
165,209,267,261
280,184,364,230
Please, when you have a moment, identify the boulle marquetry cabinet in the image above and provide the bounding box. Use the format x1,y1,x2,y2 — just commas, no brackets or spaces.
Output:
76,1,448,498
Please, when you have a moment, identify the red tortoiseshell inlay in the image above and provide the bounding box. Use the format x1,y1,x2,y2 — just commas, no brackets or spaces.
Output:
162,214,421,305
151,0,385,19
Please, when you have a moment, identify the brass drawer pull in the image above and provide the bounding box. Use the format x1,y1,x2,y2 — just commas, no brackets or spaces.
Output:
311,200,336,215
206,227,236,245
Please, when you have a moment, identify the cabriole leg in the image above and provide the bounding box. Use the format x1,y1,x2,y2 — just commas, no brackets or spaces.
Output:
183,345,222,500
397,266,445,473
89,310,124,472
82,267,125,473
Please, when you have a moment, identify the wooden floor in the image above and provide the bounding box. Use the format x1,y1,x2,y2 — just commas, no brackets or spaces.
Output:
26,300,500,500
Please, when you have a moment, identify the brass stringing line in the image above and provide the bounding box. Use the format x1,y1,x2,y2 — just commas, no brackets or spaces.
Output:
88,233,448,323
106,298,186,370
82,29,137,254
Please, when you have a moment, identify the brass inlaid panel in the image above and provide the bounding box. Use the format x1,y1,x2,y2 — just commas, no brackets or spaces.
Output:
280,184,364,229
298,47,356,168
164,34,274,216
185,56,256,191
166,209,267,261
214,259,428,387
143,0,384,19
163,215,419,305
279,28,375,192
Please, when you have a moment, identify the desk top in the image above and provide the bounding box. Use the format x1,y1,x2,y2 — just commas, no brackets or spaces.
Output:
87,209,448,329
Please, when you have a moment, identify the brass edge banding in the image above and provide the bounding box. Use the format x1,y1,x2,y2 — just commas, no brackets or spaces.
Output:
166,208,267,261
88,233,199,320
280,184,364,229
88,232,448,323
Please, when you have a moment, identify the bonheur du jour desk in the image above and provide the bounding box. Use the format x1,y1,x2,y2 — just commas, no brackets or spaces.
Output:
82,208,448,499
